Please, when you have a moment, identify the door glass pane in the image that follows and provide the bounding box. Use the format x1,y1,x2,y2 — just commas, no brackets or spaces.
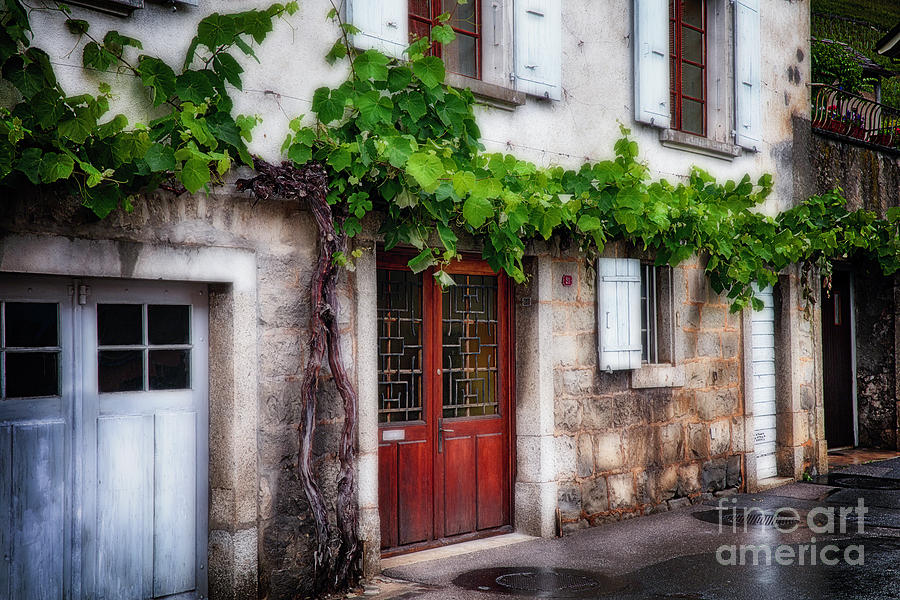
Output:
5,302,58,347
442,274,499,418
149,349,190,390
99,350,144,392
148,305,190,345
377,269,424,423
98,304,143,346
5,352,59,398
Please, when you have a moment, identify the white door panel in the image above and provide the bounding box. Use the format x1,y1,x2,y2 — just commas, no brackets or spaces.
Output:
751,285,778,480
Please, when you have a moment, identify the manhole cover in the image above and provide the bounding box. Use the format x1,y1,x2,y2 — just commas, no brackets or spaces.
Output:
454,567,629,598
692,509,801,530
826,474,900,490
496,571,598,593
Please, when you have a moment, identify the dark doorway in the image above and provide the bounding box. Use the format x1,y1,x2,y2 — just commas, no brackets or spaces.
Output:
822,271,855,448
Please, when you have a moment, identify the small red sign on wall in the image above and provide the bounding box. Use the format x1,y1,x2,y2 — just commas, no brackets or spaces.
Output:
561,275,573,286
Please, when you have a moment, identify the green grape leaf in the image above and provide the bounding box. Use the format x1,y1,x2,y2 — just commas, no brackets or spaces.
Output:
137,56,177,106
180,156,211,193
58,107,97,144
38,152,75,183
430,24,456,44
411,55,445,88
405,152,443,192
311,86,347,124
434,269,456,287
213,52,244,90
354,50,390,81
462,195,494,228
143,144,176,172
15,147,42,184
408,248,435,273
176,70,216,104
197,13,237,48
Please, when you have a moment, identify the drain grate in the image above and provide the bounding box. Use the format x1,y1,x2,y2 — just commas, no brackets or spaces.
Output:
692,509,801,530
453,567,628,598
826,473,900,491
495,571,599,594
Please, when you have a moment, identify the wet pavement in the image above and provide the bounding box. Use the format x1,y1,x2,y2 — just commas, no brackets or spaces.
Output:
374,457,900,599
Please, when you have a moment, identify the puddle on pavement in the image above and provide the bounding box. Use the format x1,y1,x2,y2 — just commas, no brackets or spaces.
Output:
818,473,900,491
453,567,630,598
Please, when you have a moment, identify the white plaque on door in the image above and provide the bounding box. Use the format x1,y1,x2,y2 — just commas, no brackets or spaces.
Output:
382,429,405,441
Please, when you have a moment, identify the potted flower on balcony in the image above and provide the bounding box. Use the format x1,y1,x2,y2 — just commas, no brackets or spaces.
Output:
870,126,895,147
822,104,845,133
846,111,866,140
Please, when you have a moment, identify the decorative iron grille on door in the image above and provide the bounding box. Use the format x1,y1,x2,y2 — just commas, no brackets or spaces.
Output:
442,274,499,418
377,269,424,423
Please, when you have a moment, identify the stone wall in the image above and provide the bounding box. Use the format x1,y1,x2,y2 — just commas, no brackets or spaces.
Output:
0,187,344,599
550,255,745,533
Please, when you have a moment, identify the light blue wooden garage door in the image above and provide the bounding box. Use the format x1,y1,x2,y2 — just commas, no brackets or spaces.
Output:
0,276,208,600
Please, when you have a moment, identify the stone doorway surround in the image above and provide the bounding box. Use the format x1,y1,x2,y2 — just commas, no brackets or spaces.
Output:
741,265,827,491
0,232,261,599
354,250,559,577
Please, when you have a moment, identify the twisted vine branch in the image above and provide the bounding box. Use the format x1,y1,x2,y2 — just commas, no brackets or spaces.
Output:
237,160,360,594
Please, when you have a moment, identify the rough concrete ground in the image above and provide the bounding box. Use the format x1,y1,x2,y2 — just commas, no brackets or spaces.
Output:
366,458,900,599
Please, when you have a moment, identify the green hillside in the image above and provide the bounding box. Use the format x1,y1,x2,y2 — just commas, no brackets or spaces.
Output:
812,0,900,31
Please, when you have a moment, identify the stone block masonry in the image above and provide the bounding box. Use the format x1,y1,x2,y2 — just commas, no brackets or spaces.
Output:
551,257,748,533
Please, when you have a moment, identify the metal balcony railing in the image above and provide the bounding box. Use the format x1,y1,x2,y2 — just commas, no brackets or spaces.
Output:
811,83,900,151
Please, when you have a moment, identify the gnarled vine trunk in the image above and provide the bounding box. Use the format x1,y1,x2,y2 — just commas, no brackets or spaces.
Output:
237,160,360,595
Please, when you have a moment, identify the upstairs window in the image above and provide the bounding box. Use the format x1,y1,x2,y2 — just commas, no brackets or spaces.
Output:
634,0,760,151
669,0,707,136
348,0,561,101
409,0,482,79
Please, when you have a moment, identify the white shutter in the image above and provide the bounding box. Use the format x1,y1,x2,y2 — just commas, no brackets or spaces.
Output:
597,258,642,371
346,0,408,59
633,0,670,127
734,0,762,151
514,0,562,100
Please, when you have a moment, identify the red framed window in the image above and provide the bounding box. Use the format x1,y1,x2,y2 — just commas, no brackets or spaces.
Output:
669,0,707,136
409,0,482,80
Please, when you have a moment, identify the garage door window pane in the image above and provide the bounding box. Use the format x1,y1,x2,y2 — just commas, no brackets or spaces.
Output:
98,304,143,346
148,305,190,345
2,301,61,399
5,302,58,347
5,352,59,398
149,349,190,390
99,350,144,392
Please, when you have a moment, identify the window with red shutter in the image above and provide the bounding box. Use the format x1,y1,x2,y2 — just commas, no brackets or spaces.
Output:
669,0,707,136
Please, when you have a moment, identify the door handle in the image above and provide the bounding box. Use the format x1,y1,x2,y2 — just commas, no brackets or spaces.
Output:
438,419,454,453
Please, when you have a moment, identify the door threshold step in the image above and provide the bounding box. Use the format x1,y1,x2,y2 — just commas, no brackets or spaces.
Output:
381,533,536,570
755,476,794,492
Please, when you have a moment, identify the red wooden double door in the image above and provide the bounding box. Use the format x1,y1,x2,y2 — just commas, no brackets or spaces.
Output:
376,255,513,553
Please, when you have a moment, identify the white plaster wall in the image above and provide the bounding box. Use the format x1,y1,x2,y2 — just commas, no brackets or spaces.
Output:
28,0,808,211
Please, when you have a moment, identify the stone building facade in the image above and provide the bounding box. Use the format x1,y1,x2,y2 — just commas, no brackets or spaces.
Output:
0,0,828,598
